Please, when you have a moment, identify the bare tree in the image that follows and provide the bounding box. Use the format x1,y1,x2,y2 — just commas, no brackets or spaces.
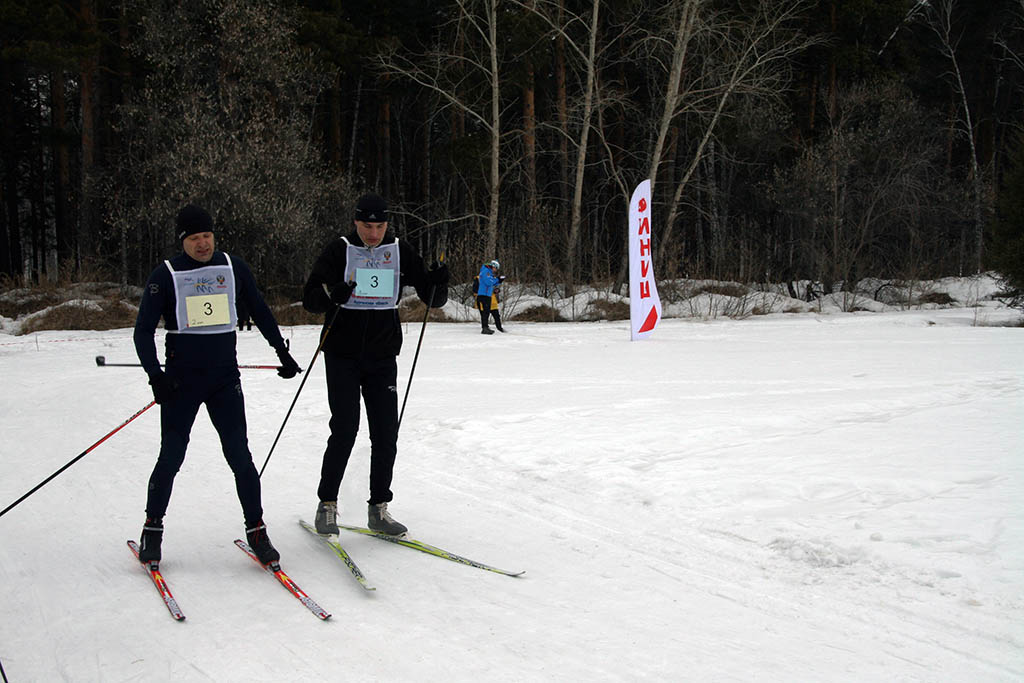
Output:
566,0,600,294
513,0,625,292
773,80,950,289
651,0,821,270
378,0,505,259
917,0,987,273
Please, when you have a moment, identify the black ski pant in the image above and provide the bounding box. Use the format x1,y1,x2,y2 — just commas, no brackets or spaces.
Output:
318,352,399,506
477,294,502,330
476,294,493,329
146,366,263,526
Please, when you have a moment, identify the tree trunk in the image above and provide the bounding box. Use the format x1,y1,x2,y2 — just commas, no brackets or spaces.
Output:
555,0,568,204
347,74,363,175
51,70,71,271
79,0,99,265
523,63,537,215
648,0,699,193
329,72,342,168
380,86,392,198
566,0,600,294
485,0,500,259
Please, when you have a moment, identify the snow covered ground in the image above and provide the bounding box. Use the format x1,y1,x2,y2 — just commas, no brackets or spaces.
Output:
0,302,1022,681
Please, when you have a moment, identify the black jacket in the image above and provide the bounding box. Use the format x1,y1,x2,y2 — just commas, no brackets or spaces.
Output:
134,251,286,374
302,230,447,359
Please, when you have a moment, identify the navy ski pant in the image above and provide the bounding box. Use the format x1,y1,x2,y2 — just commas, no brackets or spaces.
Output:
317,352,398,506
145,366,263,525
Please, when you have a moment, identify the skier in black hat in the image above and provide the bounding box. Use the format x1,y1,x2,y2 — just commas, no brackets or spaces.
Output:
133,204,301,566
302,193,449,536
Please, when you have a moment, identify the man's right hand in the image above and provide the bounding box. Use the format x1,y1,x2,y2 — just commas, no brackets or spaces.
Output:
148,371,179,405
330,281,355,305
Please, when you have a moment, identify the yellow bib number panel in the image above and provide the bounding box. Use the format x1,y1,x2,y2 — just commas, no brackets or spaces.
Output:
185,293,231,327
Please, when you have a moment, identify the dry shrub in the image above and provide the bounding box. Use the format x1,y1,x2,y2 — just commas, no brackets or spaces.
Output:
511,305,568,322
693,282,749,297
0,290,64,319
268,302,322,326
917,291,956,305
19,298,138,334
585,299,629,321
398,298,451,323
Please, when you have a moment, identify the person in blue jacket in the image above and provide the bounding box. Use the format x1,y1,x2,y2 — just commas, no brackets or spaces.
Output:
133,204,301,566
476,259,504,334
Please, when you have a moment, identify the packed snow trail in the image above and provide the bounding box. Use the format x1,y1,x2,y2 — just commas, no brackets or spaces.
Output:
0,309,1021,680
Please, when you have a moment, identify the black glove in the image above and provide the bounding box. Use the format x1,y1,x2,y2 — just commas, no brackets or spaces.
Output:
498,275,506,282
425,263,449,286
275,346,301,379
148,371,179,405
330,281,355,305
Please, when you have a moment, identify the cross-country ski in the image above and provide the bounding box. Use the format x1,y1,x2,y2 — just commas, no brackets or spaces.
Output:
127,539,185,621
299,519,376,591
234,539,331,620
336,524,524,578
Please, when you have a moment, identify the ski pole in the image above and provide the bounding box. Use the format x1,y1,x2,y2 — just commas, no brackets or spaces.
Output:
399,255,444,432
258,305,341,478
0,400,156,520
95,355,279,370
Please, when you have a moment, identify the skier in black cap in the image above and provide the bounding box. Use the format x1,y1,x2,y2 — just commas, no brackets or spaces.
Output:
302,193,449,536
133,204,301,566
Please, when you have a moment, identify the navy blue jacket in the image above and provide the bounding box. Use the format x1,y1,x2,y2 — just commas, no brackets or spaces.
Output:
134,251,286,375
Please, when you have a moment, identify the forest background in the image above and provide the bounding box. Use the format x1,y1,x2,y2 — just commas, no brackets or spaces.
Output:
2,0,1024,309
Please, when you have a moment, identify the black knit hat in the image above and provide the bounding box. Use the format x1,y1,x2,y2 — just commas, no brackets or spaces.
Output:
176,204,213,241
354,193,388,222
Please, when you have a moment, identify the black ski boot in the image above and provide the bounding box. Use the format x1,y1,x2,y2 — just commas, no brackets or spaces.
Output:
315,500,339,535
368,503,407,536
245,522,280,565
139,518,163,564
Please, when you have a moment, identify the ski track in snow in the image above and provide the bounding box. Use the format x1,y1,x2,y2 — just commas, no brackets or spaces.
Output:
0,309,1022,681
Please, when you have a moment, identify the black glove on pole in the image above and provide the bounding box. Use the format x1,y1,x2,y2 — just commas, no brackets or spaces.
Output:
259,304,341,478
274,346,302,379
148,370,179,404
0,401,156,520
330,281,355,305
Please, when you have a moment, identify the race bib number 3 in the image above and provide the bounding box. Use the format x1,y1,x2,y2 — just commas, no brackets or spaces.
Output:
185,293,230,327
354,268,394,297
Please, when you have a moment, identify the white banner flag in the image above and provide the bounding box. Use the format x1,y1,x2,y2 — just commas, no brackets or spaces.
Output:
628,179,662,341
